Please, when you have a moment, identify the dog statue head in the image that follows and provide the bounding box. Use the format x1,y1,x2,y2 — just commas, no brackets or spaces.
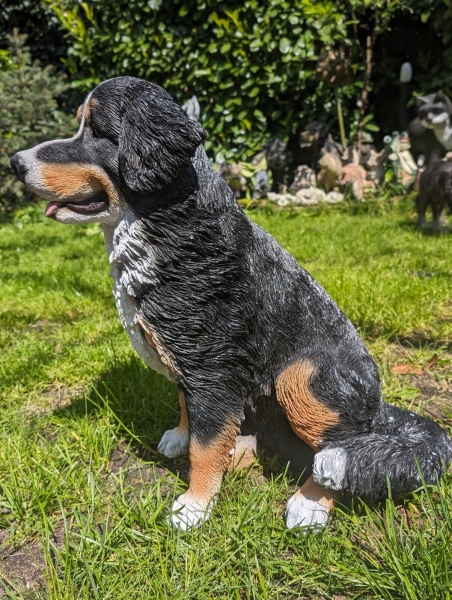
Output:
416,91,452,130
10,77,207,225
299,121,329,149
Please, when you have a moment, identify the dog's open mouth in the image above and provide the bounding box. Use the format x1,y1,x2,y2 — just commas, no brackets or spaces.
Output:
45,190,109,218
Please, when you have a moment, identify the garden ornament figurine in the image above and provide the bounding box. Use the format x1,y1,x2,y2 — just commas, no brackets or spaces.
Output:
10,77,452,532
416,91,452,150
289,164,316,193
416,159,452,229
363,148,386,186
408,91,452,165
298,121,343,173
182,95,201,122
266,137,288,193
384,131,418,189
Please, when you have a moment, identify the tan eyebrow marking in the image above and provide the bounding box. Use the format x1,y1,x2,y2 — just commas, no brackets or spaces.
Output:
76,98,100,125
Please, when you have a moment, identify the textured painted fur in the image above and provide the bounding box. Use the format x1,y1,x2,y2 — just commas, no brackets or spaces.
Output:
10,77,452,531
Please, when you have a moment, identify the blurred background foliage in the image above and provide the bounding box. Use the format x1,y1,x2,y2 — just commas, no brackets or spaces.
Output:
0,30,74,217
1,0,452,214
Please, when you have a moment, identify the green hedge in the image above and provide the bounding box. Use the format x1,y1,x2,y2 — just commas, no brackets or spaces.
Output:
44,0,452,160
48,0,344,160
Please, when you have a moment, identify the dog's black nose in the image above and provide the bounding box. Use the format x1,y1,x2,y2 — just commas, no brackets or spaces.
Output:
10,153,27,181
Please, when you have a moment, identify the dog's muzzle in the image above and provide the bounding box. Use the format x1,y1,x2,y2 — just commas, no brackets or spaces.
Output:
10,153,28,182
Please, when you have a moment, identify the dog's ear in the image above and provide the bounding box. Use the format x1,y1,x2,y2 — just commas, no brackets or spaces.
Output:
119,80,206,193
415,93,435,109
434,91,452,114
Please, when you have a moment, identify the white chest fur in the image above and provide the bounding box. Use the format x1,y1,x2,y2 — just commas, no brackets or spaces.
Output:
103,212,176,382
432,121,452,151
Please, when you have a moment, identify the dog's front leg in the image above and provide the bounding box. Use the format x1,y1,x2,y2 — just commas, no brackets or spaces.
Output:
158,386,189,458
170,404,239,530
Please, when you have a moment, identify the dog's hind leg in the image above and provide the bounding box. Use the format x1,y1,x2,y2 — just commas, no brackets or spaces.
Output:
431,199,446,231
285,475,340,530
275,358,343,530
415,193,427,227
275,358,341,452
158,386,189,458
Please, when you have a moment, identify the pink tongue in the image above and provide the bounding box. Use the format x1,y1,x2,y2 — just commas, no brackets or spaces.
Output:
45,201,64,217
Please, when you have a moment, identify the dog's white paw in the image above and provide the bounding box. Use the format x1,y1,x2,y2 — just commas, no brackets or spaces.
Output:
312,447,347,491
158,427,189,459
169,493,212,530
285,491,330,532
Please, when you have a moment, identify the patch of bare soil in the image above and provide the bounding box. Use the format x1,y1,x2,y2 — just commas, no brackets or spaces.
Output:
409,371,452,426
27,384,86,417
0,443,191,596
0,527,64,598
386,341,452,427
106,443,187,497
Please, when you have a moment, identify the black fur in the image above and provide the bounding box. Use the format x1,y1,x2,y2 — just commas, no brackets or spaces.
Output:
266,138,288,193
12,77,452,506
296,121,343,172
416,160,452,228
118,79,206,193
336,404,452,501
122,144,452,501
408,118,445,166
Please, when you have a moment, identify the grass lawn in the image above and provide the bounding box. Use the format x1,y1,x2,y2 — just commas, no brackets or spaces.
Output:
0,197,451,599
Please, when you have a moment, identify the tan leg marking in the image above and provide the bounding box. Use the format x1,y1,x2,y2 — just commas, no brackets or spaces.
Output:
295,474,340,508
139,319,180,379
227,435,257,472
285,474,341,530
170,421,239,529
276,359,339,451
40,164,119,204
187,421,239,502
176,387,188,434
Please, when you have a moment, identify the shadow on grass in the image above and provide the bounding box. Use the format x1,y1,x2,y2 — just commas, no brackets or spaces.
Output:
52,355,316,486
397,217,452,236
390,333,452,353
52,356,193,479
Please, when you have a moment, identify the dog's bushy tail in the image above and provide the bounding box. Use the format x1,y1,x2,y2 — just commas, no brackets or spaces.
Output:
316,404,452,502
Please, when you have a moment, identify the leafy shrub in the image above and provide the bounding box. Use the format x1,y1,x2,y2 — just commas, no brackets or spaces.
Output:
47,0,452,161
0,0,68,68
48,0,350,161
0,29,74,219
